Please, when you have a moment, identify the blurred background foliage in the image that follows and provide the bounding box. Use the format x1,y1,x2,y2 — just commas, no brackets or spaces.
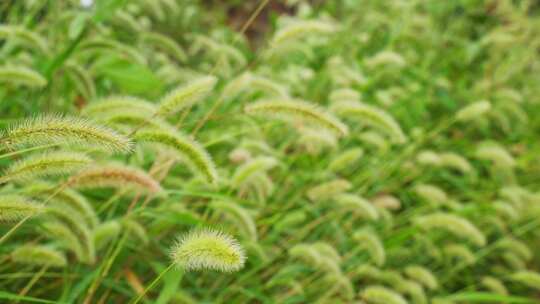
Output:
0,0,539,303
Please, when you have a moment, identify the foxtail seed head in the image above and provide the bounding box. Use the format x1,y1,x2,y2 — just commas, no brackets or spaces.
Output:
12,245,67,268
171,229,246,272
3,114,133,153
157,75,217,116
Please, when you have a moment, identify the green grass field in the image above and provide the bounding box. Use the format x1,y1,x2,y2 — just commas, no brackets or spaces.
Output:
0,0,539,303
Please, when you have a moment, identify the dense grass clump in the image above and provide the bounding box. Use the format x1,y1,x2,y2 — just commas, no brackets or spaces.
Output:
0,1,539,303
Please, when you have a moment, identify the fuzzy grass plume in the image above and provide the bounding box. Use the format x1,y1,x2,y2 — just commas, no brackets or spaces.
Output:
404,265,438,290
414,213,486,246
455,100,492,122
332,101,407,143
272,20,337,45
328,148,364,172
510,271,540,290
94,220,121,250
0,194,43,222
170,229,246,272
41,221,85,262
211,201,257,241
354,228,386,266
0,1,538,303
361,285,407,304
23,181,98,228
336,193,379,220
0,25,48,53
1,151,92,183
231,156,278,189
141,32,187,63
82,96,157,117
11,245,67,268
67,163,162,194
307,179,352,202
245,99,349,137
1,115,133,153
45,205,95,264
481,276,508,295
135,128,217,184
157,75,217,116
0,65,47,88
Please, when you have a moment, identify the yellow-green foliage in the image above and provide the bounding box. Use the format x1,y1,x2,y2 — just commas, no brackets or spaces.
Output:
0,1,539,303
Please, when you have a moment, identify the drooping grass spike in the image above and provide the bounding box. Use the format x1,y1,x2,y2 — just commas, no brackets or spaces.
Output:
11,245,67,268
0,151,92,183
272,20,337,46
404,265,438,290
354,228,386,266
82,96,157,117
231,156,277,189
157,75,217,116
45,205,95,264
210,201,257,241
332,101,407,143
0,194,43,222
455,100,492,122
360,285,407,304
0,65,47,88
23,181,98,228
135,128,218,184
2,115,133,153
67,163,162,194
245,98,349,137
414,213,486,246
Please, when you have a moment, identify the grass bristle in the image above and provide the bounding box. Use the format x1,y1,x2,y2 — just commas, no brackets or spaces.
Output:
0,194,43,222
11,245,67,268
67,163,162,194
2,115,133,153
1,151,92,183
170,229,246,272
0,2,538,302
245,98,349,137
135,128,218,184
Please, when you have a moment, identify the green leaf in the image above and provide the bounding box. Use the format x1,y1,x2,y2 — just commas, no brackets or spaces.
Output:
69,13,90,40
0,291,60,303
93,0,127,22
143,209,202,226
65,269,98,303
444,292,539,303
152,262,184,304
94,56,163,96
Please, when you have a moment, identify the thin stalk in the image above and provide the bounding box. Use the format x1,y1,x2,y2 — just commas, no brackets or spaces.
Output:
16,264,49,302
83,234,127,304
0,179,70,245
190,0,270,136
0,143,59,159
130,263,176,304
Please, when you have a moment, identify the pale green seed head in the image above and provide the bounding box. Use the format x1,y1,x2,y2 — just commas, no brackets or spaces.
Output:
171,229,246,272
